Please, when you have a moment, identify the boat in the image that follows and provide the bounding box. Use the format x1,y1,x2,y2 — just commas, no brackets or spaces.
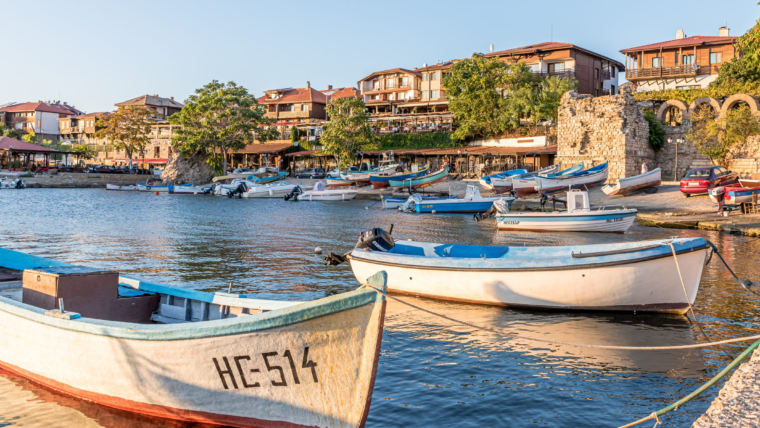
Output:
534,162,609,196
512,163,583,198
246,171,287,185
242,182,311,198
346,228,708,313
479,169,528,191
325,177,356,188
388,167,448,189
709,185,760,206
292,181,359,201
136,182,194,192
370,165,428,189
0,177,26,189
169,185,213,195
381,194,458,209
212,167,279,183
495,189,637,232
405,185,514,213
106,184,137,191
602,168,662,196
0,247,387,428
738,173,760,189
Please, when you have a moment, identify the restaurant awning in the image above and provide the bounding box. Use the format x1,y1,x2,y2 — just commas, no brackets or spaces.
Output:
0,136,65,153
112,158,169,164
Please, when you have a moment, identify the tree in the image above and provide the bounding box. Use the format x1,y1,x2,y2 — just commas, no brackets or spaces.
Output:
72,144,96,164
536,76,578,123
290,125,300,144
95,106,153,170
687,104,760,166
736,10,760,69
643,110,666,151
0,123,21,139
169,80,277,173
22,131,37,144
320,97,374,168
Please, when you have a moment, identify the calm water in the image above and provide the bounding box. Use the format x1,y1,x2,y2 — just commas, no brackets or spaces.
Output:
1,189,759,428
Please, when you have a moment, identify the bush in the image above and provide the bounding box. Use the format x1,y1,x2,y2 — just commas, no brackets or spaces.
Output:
373,132,464,151
643,110,666,151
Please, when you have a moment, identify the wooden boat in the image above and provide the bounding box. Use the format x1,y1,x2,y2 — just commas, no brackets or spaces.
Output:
602,168,662,196
738,173,760,189
479,169,528,191
405,185,514,213
534,162,609,196
170,185,213,195
136,183,194,192
295,181,358,201
325,177,356,188
242,182,311,198
495,190,637,232
369,166,428,189
512,163,583,198
247,171,287,184
709,185,760,206
347,230,708,313
0,248,387,428
388,167,448,189
106,183,137,191
381,194,457,209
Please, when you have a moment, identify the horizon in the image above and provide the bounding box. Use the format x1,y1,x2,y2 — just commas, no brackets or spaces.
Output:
1,0,757,113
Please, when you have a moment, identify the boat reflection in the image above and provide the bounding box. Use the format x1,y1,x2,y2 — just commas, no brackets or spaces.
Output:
384,296,705,376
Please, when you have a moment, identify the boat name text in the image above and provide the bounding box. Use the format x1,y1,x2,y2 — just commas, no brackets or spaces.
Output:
212,346,318,389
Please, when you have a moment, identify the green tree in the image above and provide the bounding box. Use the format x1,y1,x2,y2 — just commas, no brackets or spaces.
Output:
72,144,96,164
22,131,37,144
0,123,21,139
736,10,760,69
643,110,666,151
711,56,760,87
95,106,153,170
169,80,277,173
536,76,578,123
686,104,760,166
290,125,299,144
320,97,375,168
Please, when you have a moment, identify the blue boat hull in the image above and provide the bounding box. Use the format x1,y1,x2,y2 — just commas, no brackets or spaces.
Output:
415,200,506,213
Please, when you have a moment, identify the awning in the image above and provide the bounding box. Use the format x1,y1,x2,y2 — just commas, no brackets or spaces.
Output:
286,150,317,157
231,143,292,155
112,158,169,164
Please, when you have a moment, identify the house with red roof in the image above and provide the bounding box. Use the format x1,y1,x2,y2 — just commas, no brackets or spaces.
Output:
258,82,329,123
58,112,111,146
621,26,737,92
0,101,82,143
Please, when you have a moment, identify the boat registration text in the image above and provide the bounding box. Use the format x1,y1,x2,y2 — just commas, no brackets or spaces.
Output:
213,346,318,390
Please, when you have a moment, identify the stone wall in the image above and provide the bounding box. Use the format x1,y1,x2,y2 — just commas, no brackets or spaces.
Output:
556,92,654,182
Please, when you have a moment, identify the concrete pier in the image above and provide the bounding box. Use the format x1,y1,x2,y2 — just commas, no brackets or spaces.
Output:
693,348,760,427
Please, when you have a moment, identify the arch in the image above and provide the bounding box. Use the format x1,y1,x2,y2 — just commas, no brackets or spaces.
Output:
688,97,722,118
656,99,689,123
719,94,760,118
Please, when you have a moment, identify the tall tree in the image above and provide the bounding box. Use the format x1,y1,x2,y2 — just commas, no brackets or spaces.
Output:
22,131,37,144
95,106,153,170
736,9,760,69
169,80,276,173
320,97,375,168
72,144,96,164
687,105,760,166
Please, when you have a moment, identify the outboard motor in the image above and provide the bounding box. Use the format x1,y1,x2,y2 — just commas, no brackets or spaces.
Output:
284,185,303,201
202,183,217,195
474,199,509,222
14,179,25,189
355,227,395,252
227,182,248,198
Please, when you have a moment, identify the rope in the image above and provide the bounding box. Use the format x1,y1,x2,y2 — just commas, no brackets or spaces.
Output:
705,240,759,296
666,242,714,345
367,286,760,350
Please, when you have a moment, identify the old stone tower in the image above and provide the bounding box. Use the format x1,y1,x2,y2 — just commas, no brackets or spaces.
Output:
556,92,655,182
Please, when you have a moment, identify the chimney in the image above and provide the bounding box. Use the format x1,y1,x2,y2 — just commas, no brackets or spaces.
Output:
153,94,158,97
489,44,494,53
423,62,427,68
719,23,730,37
306,81,311,89
170,96,174,100
676,29,685,40
326,85,333,90
63,102,68,105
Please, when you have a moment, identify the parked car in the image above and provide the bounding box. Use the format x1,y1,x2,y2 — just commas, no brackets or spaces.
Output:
114,166,131,174
296,168,326,179
326,168,341,178
89,165,115,174
680,166,739,197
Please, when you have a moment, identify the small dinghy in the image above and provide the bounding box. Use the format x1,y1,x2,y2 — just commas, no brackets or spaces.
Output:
602,168,662,196
136,182,195,192
242,181,311,198
512,163,582,198
388,167,448,189
106,183,137,191
325,177,356,188
534,162,609,196
346,228,708,313
739,173,760,189
404,185,514,213
381,193,457,209
247,171,287,184
0,248,387,428
0,177,26,189
495,189,637,233
169,185,213,195
288,181,358,201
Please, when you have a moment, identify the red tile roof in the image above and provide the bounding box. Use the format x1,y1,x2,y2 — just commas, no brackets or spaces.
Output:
415,62,455,72
329,87,360,101
115,94,184,109
620,35,738,53
358,68,422,83
0,137,60,153
0,102,80,116
289,145,558,158
258,87,328,105
486,42,624,70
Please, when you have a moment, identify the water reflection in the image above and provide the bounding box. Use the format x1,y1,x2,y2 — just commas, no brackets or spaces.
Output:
0,189,759,427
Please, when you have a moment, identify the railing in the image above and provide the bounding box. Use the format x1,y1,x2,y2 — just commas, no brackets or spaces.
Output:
601,69,611,80
277,111,310,119
625,65,698,79
533,68,575,79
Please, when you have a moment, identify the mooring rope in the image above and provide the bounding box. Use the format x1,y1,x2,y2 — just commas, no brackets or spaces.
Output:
666,242,716,348
705,240,759,296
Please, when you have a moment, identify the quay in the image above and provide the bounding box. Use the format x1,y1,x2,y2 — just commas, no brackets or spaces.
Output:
693,349,760,427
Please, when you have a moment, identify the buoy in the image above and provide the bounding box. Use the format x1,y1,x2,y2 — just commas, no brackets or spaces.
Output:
365,206,368,210
314,247,323,254
155,191,159,195
432,210,436,214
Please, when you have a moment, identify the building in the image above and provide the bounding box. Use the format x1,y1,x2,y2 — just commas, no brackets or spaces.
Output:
0,101,83,142
257,82,336,141
621,26,737,92
57,112,110,145
484,42,624,96
115,94,184,120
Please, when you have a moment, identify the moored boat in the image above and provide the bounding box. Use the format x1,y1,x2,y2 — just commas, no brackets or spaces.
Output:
495,189,637,232
738,173,760,189
709,184,760,206
388,167,448,189
381,194,457,209
247,171,287,184
512,163,582,198
370,166,428,189
405,185,514,213
0,248,387,428
326,177,356,188
242,181,311,198
136,182,195,192
170,185,213,195
346,228,708,313
479,169,528,191
290,181,358,201
602,168,662,196
106,183,137,191
534,162,609,196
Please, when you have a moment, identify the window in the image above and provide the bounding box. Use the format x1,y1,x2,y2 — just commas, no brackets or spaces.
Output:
652,57,660,68
398,92,405,101
373,81,379,90
401,76,408,87
682,55,694,65
154,147,160,157
430,72,438,81
302,104,309,111
710,52,722,64
611,68,616,78
431,90,440,99
595,68,600,78
610,85,616,95
387,78,395,88
388,93,395,100
548,63,565,73
421,91,429,99
422,73,428,82
527,63,540,73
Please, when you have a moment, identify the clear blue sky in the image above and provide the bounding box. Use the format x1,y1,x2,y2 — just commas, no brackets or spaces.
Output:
1,0,757,113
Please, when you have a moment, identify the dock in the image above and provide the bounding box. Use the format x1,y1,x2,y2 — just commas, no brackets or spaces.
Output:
693,348,760,427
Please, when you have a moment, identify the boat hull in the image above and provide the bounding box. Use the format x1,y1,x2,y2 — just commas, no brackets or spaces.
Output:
0,287,385,428
414,198,509,214
106,184,137,191
349,243,706,314
370,167,428,190
535,169,609,196
388,168,448,189
297,190,358,201
602,169,662,196
496,211,637,232
512,178,539,197
739,179,760,188
137,183,194,192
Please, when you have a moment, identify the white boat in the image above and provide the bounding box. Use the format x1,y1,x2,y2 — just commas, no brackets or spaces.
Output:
295,181,358,201
738,173,760,189
0,248,387,428
512,163,582,198
214,179,257,196
106,183,137,191
0,177,25,189
381,194,457,209
405,185,514,213
534,162,609,196
242,182,311,198
170,185,213,195
136,182,195,192
602,168,662,196
347,229,708,314
479,169,528,192
495,189,637,232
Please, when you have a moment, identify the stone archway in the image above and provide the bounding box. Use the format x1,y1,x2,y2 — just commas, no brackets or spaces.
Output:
688,97,722,118
657,99,689,123
719,94,760,117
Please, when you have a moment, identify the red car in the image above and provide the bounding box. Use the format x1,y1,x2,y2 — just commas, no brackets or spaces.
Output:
680,166,738,197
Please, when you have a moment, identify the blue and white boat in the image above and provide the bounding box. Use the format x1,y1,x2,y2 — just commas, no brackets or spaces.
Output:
478,169,529,191
495,189,637,232
512,163,583,197
347,229,708,313
534,162,609,196
136,182,194,192
404,185,514,213
381,194,458,209
247,171,287,184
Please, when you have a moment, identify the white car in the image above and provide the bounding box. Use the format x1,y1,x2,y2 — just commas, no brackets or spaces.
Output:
326,168,341,178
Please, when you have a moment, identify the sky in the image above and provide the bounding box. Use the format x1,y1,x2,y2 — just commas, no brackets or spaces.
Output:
1,0,757,113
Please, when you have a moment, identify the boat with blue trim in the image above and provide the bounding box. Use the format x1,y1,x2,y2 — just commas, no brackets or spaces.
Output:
370,165,428,189
405,185,514,213
534,162,609,196
0,248,387,428
136,182,195,192
602,168,662,196
709,184,760,206
247,171,287,184
381,194,458,209
481,169,529,193
347,228,707,313
495,190,637,232
512,163,583,198
388,167,448,189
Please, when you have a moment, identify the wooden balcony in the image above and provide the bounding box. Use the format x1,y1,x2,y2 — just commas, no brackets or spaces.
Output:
625,65,698,80
532,69,575,79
